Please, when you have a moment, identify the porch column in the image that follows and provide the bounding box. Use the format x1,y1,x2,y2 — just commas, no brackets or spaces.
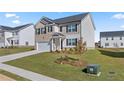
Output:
59,38,61,51
51,39,53,52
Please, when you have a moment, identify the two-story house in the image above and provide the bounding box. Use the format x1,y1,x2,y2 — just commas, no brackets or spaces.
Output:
100,31,124,48
35,13,95,52
0,23,35,47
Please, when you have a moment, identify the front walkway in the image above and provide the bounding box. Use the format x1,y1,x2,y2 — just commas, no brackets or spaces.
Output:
0,50,58,81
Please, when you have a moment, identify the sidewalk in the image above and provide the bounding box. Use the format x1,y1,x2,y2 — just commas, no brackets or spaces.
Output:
0,50,58,81
0,64,57,81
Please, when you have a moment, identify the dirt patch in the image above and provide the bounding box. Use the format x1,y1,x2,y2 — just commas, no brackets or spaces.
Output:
0,74,14,81
55,61,87,67
55,56,87,67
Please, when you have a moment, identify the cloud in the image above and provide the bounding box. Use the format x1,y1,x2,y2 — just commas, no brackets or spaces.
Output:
12,20,21,24
120,25,124,28
5,13,20,19
112,13,124,19
5,13,21,25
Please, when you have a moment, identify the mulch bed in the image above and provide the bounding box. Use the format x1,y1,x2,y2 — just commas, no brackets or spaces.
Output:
55,56,87,67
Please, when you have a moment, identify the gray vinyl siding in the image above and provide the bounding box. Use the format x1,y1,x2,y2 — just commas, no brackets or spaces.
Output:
81,14,95,49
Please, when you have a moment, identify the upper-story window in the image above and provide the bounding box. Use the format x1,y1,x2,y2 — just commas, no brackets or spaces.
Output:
120,36,122,40
37,28,40,35
66,24,77,33
36,27,46,35
60,26,63,32
12,32,18,36
112,37,114,40
15,32,18,35
41,28,46,34
48,26,53,32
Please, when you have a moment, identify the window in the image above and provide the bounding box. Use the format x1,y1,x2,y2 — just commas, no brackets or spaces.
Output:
66,38,77,46
112,37,114,40
66,24,77,32
15,40,19,44
12,32,18,36
41,28,46,34
25,41,29,46
120,37,122,40
106,37,108,40
15,32,18,35
60,26,63,32
121,42,123,46
48,26,52,32
37,28,40,35
67,39,71,46
12,32,15,36
105,43,109,46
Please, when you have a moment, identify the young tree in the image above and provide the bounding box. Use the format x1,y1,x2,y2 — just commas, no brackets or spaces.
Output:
76,37,87,54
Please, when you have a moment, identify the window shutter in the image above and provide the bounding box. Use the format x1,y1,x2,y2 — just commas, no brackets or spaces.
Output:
45,27,46,32
47,26,49,32
75,24,77,32
35,29,37,35
60,26,62,32
40,28,42,34
66,39,68,46
51,26,52,32
66,25,68,33
76,38,77,45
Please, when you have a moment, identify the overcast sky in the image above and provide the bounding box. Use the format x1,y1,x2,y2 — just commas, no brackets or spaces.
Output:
0,12,124,42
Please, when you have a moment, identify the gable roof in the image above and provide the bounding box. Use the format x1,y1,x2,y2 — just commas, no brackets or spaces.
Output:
36,12,95,30
53,13,89,24
100,31,124,37
40,17,54,25
0,23,33,32
38,13,89,25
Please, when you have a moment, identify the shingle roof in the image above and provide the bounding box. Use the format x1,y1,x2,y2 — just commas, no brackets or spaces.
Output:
53,13,89,24
40,17,53,24
100,31,124,37
37,12,95,30
0,23,33,32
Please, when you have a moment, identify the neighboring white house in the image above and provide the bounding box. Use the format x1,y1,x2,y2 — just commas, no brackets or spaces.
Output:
35,13,95,52
0,23,35,47
100,31,124,48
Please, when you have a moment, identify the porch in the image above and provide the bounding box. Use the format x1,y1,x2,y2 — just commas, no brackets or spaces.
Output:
50,32,65,52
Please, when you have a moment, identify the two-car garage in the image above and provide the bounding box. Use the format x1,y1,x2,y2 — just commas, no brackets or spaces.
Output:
36,42,50,52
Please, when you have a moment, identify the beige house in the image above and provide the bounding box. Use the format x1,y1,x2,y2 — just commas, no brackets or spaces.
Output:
35,13,95,52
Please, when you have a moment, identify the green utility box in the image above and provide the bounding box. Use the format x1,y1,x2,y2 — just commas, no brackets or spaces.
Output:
87,64,100,75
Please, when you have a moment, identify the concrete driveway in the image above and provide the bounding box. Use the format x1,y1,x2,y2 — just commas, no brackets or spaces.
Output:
0,50,41,63
0,50,58,81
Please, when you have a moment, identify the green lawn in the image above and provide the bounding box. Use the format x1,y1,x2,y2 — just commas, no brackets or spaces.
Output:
0,47,34,56
0,69,30,81
5,48,124,81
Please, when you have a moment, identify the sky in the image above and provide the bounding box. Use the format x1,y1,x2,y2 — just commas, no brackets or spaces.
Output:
0,12,124,42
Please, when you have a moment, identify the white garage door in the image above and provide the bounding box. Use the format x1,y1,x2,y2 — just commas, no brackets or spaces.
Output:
37,42,50,52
